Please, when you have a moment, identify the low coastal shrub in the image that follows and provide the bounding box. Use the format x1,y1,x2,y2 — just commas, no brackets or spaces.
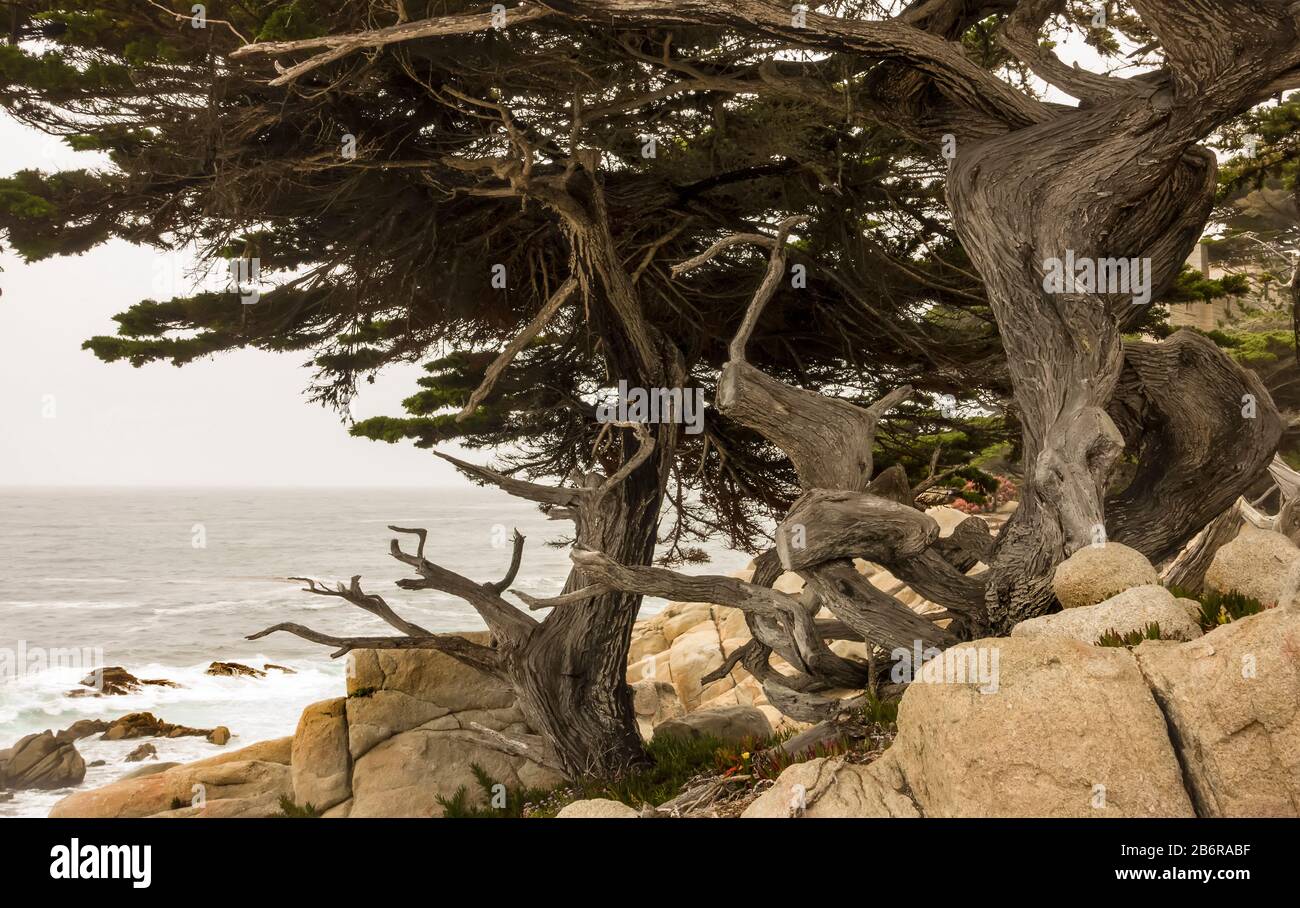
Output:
275,795,320,818
441,732,787,817
1195,588,1268,631
750,697,899,783
1168,587,1268,632
439,709,906,818
752,738,851,782
567,732,770,811
436,764,557,818
859,688,900,727
1095,623,1167,647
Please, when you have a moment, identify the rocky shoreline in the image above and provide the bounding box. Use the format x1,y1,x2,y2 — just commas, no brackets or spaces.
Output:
0,661,277,797
11,508,1300,819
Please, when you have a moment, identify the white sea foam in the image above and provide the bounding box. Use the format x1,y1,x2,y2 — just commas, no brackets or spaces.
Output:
0,657,344,818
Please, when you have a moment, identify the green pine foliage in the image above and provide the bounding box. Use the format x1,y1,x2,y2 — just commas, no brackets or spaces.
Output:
0,0,1022,557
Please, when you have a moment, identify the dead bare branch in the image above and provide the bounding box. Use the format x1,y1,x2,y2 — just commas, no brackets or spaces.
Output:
245,623,503,676
512,583,612,611
289,574,431,637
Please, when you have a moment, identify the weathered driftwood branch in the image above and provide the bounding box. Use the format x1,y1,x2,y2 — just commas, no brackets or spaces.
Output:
869,464,916,506
998,0,1131,105
594,422,656,498
432,451,579,507
674,218,919,493
614,207,985,717
512,582,611,611
246,623,504,677
288,574,431,637
725,215,806,362
249,526,541,673
775,490,939,570
484,530,527,595
570,548,871,688
389,525,538,638
1270,454,1300,502
948,515,994,562
434,422,652,515
719,363,914,491
799,560,956,653
888,550,988,618
1107,330,1283,564
1160,500,1244,595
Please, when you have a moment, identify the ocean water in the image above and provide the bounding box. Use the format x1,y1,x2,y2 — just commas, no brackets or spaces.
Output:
0,487,751,817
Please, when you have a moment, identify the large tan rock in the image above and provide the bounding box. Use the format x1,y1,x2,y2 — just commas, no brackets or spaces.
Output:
1052,543,1159,609
1204,526,1300,606
926,506,971,537
891,637,1194,817
667,627,731,709
1012,585,1202,644
321,799,352,818
742,752,919,818
625,649,672,686
652,706,773,746
219,735,292,765
627,626,668,664
772,572,805,595
658,603,715,644
716,606,750,642
1135,606,1300,816
347,639,511,712
630,680,684,740
345,636,514,760
291,697,351,811
0,731,85,790
555,798,638,818
343,642,563,817
349,727,563,817
148,794,285,818
100,712,212,740
345,688,453,759
49,737,293,818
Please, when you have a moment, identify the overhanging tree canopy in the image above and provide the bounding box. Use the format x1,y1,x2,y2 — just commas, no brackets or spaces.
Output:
2,0,1294,771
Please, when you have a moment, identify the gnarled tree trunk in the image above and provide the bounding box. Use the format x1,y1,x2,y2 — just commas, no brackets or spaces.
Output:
507,445,669,776
947,109,1216,627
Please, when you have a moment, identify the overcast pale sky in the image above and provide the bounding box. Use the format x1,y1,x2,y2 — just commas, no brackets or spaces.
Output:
0,112,469,487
